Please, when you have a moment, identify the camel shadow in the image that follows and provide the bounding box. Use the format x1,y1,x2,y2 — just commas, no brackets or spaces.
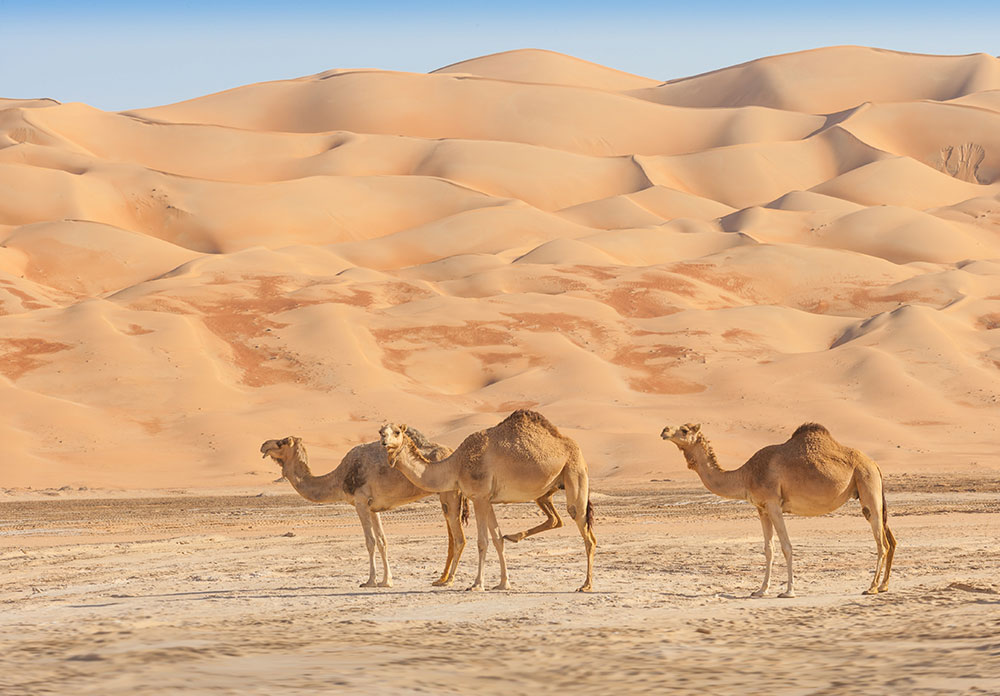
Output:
104,586,430,602
68,602,124,608
95,585,614,602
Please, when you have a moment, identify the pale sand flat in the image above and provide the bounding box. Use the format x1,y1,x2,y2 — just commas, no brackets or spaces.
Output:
0,481,996,694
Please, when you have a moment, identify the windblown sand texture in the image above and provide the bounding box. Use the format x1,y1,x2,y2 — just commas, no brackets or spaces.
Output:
2,46,1000,491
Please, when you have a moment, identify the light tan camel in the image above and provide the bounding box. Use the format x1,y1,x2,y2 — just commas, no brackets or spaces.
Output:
260,432,468,588
379,410,596,592
661,422,896,597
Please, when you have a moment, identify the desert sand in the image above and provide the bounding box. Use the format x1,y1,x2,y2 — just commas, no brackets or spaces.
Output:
0,480,998,694
1,45,1000,692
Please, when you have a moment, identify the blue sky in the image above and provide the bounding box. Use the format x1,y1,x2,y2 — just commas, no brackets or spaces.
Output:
2,1,998,111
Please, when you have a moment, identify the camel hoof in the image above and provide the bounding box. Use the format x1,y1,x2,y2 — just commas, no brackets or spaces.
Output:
359,581,377,588
750,591,767,598
778,591,796,598
502,534,520,543
466,584,484,592
862,587,880,595
431,578,453,587
878,585,889,593
377,581,393,588
576,585,592,593
491,582,511,591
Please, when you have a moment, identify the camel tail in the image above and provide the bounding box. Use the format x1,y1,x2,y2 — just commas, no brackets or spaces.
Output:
585,497,594,532
460,494,471,526
882,488,888,527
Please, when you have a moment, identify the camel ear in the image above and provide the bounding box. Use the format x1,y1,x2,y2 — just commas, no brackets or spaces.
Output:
399,424,407,433
690,423,701,433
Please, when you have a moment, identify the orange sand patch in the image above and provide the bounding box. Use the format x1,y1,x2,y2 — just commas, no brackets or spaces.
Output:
502,312,609,344
670,263,758,301
122,323,154,336
0,282,50,312
611,344,706,395
977,313,1000,330
0,337,73,380
190,276,314,387
722,328,759,342
568,265,618,281
604,286,684,319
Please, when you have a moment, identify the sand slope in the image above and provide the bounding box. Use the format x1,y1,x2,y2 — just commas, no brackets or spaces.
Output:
1,45,999,489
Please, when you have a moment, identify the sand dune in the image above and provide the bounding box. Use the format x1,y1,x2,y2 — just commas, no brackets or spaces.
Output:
432,48,660,91
1,45,999,491
631,46,1000,113
838,101,1000,184
128,70,825,157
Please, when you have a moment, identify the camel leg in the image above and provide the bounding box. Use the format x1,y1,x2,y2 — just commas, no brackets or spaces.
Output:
354,501,378,588
766,503,795,598
751,508,774,598
503,493,562,543
431,517,455,587
564,468,595,593
446,509,467,585
433,495,456,586
862,518,887,596
434,494,466,586
370,511,392,588
879,524,897,593
433,520,455,586
467,500,490,592
858,497,888,595
485,505,511,590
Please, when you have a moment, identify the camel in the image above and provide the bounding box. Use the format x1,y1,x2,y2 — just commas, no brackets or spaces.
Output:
260,431,468,588
379,409,596,592
660,422,896,597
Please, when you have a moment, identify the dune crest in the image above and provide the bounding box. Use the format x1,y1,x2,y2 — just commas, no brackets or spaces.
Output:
1,46,999,488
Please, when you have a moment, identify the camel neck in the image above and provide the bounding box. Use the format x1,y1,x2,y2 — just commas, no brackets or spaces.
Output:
281,446,346,503
388,434,459,493
683,437,747,501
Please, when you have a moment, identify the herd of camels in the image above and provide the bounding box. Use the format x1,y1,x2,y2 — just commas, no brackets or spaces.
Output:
260,409,897,597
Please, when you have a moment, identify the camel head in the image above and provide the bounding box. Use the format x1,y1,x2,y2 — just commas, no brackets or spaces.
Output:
260,436,300,465
378,423,409,464
661,423,701,459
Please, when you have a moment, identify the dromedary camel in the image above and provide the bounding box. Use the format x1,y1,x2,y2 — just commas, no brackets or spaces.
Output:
379,410,596,592
260,432,468,588
661,422,896,597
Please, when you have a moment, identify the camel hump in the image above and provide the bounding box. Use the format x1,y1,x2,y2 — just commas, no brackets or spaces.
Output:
790,422,831,439
499,409,562,437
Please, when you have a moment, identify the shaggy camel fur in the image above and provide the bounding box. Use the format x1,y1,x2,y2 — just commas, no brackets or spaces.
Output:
661,422,896,597
260,433,468,587
379,410,596,592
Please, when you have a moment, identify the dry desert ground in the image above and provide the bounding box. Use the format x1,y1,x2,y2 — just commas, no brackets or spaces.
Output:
0,478,998,695
2,45,1000,693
